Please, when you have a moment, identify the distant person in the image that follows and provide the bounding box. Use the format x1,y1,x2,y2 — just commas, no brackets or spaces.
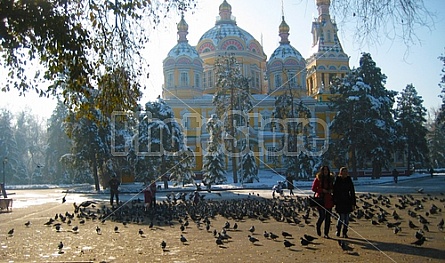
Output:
429,167,434,177
150,181,157,208
193,191,200,206
143,185,152,210
286,173,295,196
108,174,121,206
392,168,399,184
333,167,356,238
311,165,334,238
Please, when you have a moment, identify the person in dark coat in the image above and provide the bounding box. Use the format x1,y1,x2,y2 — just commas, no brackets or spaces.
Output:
286,173,295,196
311,165,335,238
108,175,121,207
333,167,356,238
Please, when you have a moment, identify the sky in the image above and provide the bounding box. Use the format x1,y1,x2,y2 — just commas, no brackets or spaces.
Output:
1,0,444,119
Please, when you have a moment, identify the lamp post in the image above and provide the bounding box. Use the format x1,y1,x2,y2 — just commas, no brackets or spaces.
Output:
2,157,7,186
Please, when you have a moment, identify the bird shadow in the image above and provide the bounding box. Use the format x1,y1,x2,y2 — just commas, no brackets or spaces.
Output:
344,238,445,260
217,245,228,249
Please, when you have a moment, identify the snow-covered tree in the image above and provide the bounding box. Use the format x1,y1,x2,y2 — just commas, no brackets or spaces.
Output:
272,91,311,177
131,97,184,186
427,109,445,168
169,148,195,187
239,148,258,184
46,101,72,183
438,51,445,125
394,84,429,171
202,115,226,189
330,53,397,179
213,54,252,183
0,109,19,185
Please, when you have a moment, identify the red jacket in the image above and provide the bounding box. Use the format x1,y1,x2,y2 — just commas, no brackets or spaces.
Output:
311,176,334,209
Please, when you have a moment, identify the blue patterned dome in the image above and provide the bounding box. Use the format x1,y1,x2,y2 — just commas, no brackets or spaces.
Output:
167,42,200,59
269,45,304,62
197,0,263,55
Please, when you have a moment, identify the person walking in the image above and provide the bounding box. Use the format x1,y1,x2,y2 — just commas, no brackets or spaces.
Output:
311,165,335,238
150,181,157,208
286,173,295,196
108,175,121,207
392,168,399,184
333,167,356,238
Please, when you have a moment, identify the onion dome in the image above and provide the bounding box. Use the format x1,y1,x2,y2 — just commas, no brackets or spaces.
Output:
268,16,304,64
166,14,200,60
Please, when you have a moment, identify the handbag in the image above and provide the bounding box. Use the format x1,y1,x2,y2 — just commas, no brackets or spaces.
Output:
308,193,324,207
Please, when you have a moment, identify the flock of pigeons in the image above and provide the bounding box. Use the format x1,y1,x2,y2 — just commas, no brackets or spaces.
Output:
4,189,445,258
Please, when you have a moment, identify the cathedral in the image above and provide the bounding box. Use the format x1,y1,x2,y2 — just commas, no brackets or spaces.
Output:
161,0,349,172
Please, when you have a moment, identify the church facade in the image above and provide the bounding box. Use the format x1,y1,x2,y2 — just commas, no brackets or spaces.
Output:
161,0,349,172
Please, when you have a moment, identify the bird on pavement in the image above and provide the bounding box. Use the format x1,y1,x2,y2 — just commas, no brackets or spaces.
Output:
249,225,255,234
409,220,418,229
233,222,238,230
24,221,31,227
216,238,224,246
282,231,292,238
58,241,64,253
283,240,295,248
304,234,317,242
411,236,426,246
72,226,79,233
7,228,14,236
114,226,119,233
263,231,270,239
62,192,67,204
248,235,259,244
180,234,188,244
300,237,310,246
96,226,101,235
269,232,279,240
161,240,167,250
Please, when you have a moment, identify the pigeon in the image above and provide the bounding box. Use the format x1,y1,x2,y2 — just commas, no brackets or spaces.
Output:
283,240,295,248
139,229,144,236
24,221,31,227
96,226,101,235
304,234,317,242
409,220,418,229
7,228,14,236
72,226,79,233
415,229,424,240
300,237,310,246
249,225,255,234
282,231,292,238
180,234,188,244
161,240,167,250
263,231,270,239
411,236,426,246
248,235,259,244
216,238,224,246
269,232,279,240
114,226,119,233
62,192,67,203
233,222,238,230
224,221,230,229
180,224,185,232
58,241,64,252
393,226,402,234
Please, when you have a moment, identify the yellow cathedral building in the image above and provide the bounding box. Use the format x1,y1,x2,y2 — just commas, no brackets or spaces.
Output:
161,0,349,172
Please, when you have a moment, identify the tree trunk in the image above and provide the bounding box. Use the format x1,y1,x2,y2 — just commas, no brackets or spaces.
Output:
92,154,100,191
351,144,358,180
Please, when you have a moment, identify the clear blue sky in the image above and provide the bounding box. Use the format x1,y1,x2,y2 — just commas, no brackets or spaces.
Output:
1,0,444,118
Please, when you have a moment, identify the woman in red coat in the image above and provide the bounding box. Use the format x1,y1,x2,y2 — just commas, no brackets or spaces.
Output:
311,165,335,238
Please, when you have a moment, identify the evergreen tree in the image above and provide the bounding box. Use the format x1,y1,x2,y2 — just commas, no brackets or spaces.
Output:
0,109,19,185
437,51,445,125
213,54,252,183
169,148,195,187
131,97,184,186
46,101,73,184
394,84,429,172
202,115,226,189
330,53,397,179
272,91,311,177
427,109,445,168
239,148,258,184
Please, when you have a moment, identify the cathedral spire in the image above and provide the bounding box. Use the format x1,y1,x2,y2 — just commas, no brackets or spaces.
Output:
279,16,290,45
316,0,331,20
177,13,188,43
